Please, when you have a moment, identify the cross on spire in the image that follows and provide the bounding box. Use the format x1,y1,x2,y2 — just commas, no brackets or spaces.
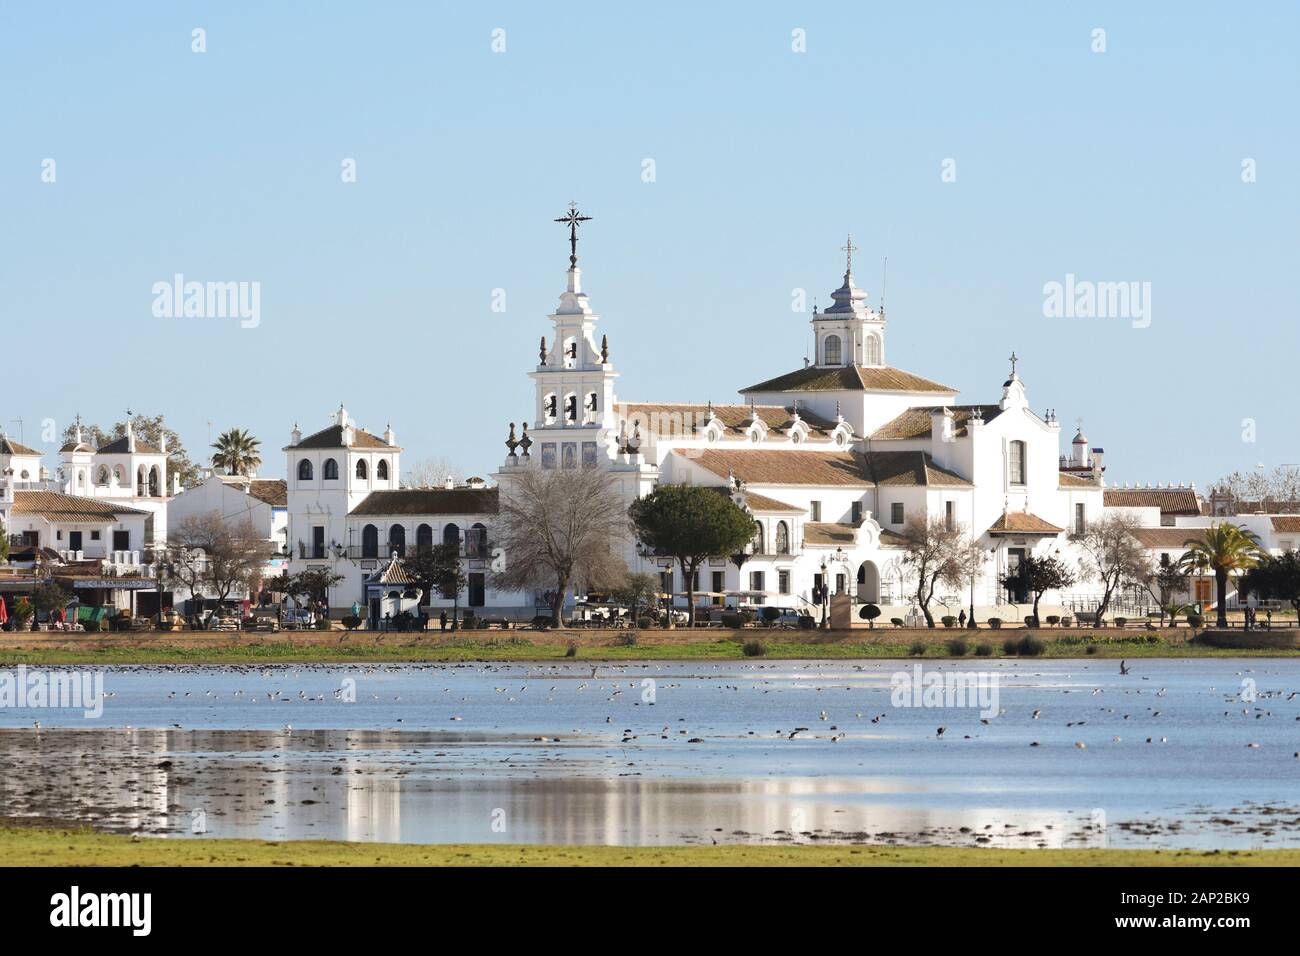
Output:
1008,351,1019,377
841,234,858,273
554,201,592,268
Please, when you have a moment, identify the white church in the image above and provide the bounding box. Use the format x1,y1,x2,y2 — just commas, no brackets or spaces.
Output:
490,222,1107,623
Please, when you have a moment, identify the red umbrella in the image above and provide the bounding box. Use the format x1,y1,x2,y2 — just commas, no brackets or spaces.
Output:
0,597,7,626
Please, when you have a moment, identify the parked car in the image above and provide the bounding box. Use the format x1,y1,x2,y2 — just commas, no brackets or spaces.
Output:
281,607,315,629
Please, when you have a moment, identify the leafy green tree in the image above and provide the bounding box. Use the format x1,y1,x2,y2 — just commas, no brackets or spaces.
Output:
1145,560,1191,626
1069,514,1151,625
1179,523,1263,628
999,554,1077,623
402,542,467,627
1241,550,1300,618
858,603,881,628
612,571,660,626
31,583,73,620
211,428,262,476
629,485,755,626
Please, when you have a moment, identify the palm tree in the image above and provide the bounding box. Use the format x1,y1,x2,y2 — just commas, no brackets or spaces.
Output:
1178,523,1263,628
211,428,262,477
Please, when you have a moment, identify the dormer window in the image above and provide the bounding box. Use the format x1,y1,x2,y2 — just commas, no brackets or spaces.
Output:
823,334,842,366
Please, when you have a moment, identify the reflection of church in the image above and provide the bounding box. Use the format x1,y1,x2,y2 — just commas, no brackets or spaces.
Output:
495,212,1107,620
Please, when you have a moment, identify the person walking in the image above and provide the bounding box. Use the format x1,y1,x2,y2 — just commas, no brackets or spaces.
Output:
439,610,448,632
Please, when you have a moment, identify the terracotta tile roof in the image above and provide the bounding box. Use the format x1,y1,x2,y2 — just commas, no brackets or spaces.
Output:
741,364,957,395
1059,472,1097,488
690,450,872,487
1130,527,1208,549
11,490,148,523
0,437,41,456
879,528,909,548
59,441,94,454
688,449,971,489
1270,516,1300,533
803,522,858,546
871,404,1004,440
618,402,838,442
288,424,397,451
1103,487,1201,515
368,559,415,585
96,435,165,455
865,451,972,488
735,490,803,513
985,511,1065,535
350,487,498,517
218,476,288,507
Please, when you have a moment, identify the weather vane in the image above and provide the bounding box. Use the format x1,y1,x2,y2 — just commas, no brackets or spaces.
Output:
554,201,592,268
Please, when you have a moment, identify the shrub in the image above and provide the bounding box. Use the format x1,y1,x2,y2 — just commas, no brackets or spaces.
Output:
313,617,331,631
615,632,637,646
1059,616,1073,627
797,615,815,630
945,638,969,656
908,641,927,656
1085,643,1098,655
341,615,362,631
1192,630,1297,650
1002,637,1020,655
1017,634,1046,656
761,607,782,626
1045,615,1060,627
1114,617,1127,629
1187,613,1205,628
941,615,956,628
988,618,1003,629
564,642,577,657
742,639,766,657
636,616,654,629
974,641,993,657
83,618,100,633
891,618,906,628
721,612,744,629
1024,615,1039,628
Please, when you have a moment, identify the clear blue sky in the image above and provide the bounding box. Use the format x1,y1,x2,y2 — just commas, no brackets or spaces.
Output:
2,2,1296,486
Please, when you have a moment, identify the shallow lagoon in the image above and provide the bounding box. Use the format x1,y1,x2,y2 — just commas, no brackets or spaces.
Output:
1,659,1296,848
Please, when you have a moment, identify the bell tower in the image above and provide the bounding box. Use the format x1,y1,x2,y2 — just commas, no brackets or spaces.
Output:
812,235,886,368
514,204,620,469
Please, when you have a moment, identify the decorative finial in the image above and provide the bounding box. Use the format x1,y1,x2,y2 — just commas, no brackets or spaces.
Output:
1008,350,1019,377
506,422,518,457
600,334,608,363
553,201,592,268
519,422,532,456
539,336,547,365
841,234,858,274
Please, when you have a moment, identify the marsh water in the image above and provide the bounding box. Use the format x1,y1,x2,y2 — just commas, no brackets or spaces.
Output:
1,659,1298,848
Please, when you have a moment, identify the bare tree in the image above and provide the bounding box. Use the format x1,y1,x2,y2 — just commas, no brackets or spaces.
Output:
1069,513,1151,624
402,456,467,489
164,512,273,622
491,465,628,626
898,514,967,627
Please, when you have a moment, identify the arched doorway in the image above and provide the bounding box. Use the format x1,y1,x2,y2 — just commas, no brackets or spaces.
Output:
857,560,881,603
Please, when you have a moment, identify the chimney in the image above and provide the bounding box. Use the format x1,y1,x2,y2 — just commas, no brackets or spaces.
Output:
160,432,168,454
290,423,301,446
126,420,136,453
444,475,454,490
1090,448,1105,483
383,422,395,446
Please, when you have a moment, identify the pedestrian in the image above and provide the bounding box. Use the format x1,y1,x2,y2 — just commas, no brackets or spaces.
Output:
958,609,967,628
439,610,447,632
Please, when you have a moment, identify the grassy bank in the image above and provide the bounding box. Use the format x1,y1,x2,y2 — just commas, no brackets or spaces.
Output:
3,824,1295,867
0,627,1294,666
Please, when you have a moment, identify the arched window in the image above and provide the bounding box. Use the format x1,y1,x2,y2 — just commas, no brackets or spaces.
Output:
96,465,109,485
752,521,765,555
297,459,313,481
323,458,339,480
113,465,124,484
1008,440,1027,485
823,334,842,366
376,459,389,480
416,523,433,553
443,523,460,550
148,465,160,497
468,521,487,558
388,524,406,557
775,521,790,554
865,333,881,366
137,467,146,496
356,459,368,480
361,524,379,558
